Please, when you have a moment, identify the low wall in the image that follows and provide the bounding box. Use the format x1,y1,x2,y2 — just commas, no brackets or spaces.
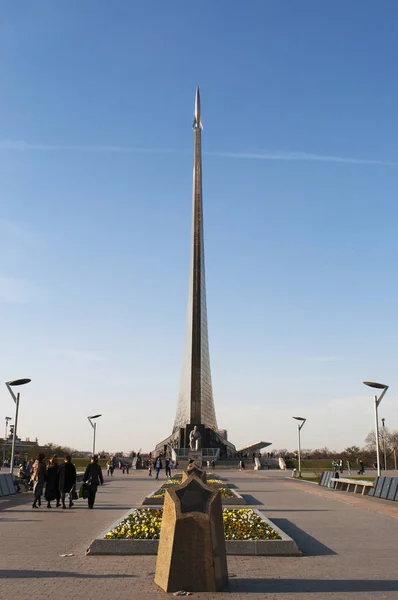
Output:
369,476,398,502
0,473,18,497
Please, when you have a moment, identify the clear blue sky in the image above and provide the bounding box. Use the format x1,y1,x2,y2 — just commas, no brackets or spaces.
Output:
1,1,398,454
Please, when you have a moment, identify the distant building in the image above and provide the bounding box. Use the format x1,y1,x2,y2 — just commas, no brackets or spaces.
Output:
236,441,272,455
217,429,228,441
1,436,39,462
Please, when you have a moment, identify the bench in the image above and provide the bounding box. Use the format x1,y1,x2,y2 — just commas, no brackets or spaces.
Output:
330,477,374,496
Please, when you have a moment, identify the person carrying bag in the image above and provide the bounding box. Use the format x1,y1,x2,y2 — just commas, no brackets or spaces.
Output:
79,482,90,499
58,455,77,509
83,455,104,509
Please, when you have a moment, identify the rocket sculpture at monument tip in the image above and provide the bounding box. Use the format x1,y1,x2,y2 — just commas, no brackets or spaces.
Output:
193,86,203,130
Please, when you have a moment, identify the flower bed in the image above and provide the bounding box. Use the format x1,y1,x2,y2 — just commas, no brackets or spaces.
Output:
163,475,224,487
223,509,280,540
87,508,301,556
206,478,224,486
104,508,280,541
220,487,235,498
161,472,222,485
142,485,245,506
151,486,232,499
162,478,181,486
106,509,163,539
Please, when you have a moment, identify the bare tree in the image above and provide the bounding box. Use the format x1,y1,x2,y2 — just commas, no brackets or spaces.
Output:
389,431,398,451
342,446,361,462
389,432,398,469
365,428,398,468
365,430,377,452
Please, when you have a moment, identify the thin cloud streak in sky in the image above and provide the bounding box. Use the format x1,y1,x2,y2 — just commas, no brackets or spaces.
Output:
0,218,45,247
208,150,398,167
0,276,36,303
0,139,175,154
305,356,342,362
1,139,397,166
56,348,108,362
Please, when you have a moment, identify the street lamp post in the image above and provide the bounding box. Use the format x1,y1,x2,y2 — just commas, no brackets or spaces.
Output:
381,418,387,471
363,381,389,477
5,379,31,474
292,416,306,477
87,414,102,456
2,417,12,470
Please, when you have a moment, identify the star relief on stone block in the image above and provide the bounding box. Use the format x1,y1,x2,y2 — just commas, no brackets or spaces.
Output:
175,477,214,514
186,465,205,480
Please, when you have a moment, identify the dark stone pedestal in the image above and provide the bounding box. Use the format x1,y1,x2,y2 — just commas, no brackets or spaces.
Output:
154,474,228,593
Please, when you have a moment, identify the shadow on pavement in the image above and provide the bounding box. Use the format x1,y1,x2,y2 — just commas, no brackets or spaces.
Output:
0,570,136,579
0,505,131,513
238,490,281,493
92,505,134,511
271,519,337,556
240,494,262,505
229,578,398,593
0,495,32,510
267,509,332,512
0,518,39,522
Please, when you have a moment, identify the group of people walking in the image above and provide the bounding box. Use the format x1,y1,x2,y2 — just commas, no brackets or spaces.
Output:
149,457,174,480
332,459,365,475
106,459,130,476
29,453,103,509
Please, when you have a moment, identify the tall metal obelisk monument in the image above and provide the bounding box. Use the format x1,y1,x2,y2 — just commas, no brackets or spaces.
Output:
173,87,218,439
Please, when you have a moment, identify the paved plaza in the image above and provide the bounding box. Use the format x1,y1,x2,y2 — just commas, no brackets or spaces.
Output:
0,469,397,600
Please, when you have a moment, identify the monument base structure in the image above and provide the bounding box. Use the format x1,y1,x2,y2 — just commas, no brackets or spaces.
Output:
155,424,237,463
154,88,237,462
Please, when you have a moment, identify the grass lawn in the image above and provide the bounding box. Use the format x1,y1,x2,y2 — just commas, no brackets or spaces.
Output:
300,475,375,483
72,458,107,468
289,459,375,471
289,459,336,469
297,467,326,473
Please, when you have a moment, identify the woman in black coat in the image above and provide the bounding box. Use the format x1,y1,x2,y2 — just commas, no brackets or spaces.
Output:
45,457,60,508
83,455,104,509
58,455,77,509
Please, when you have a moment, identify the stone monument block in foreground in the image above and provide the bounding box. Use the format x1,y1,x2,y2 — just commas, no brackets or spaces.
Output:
154,474,228,593
188,450,203,466
182,463,207,484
